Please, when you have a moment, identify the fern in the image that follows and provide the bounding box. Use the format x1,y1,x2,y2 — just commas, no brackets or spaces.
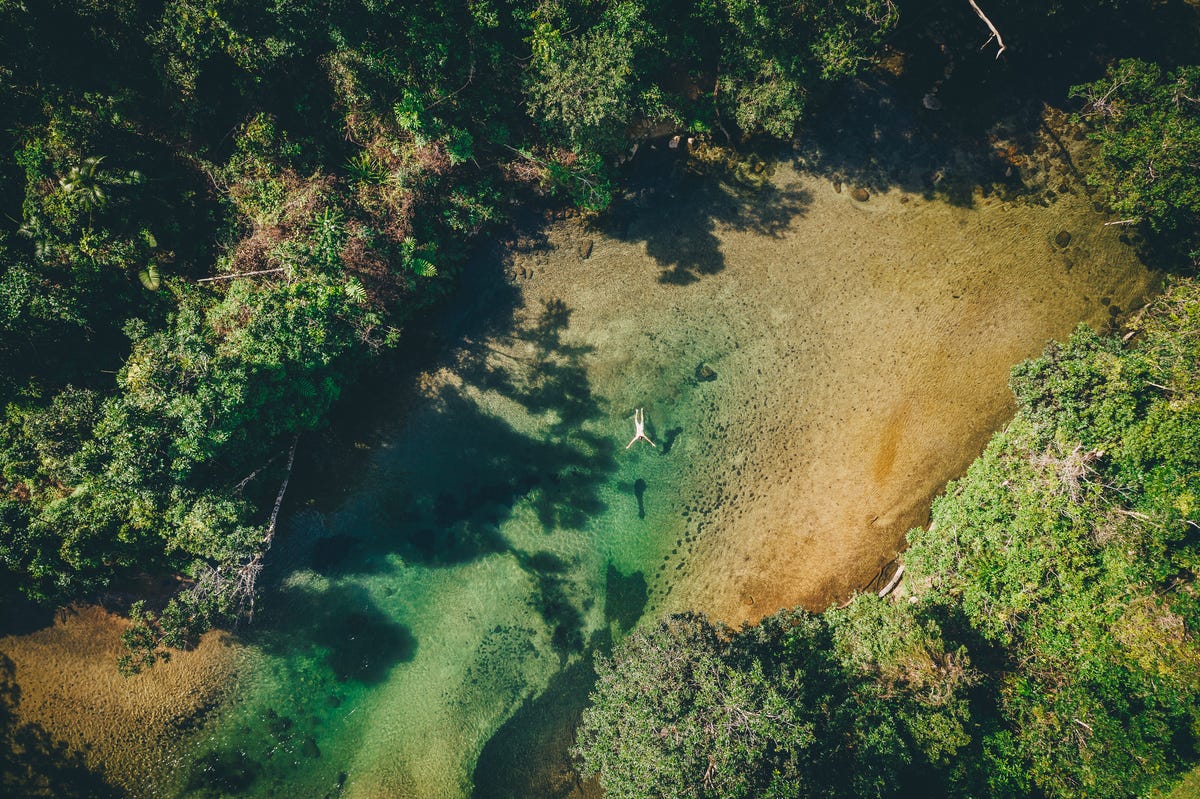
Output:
344,151,386,185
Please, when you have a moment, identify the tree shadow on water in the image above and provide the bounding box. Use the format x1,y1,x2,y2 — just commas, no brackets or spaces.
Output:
604,155,813,286
471,649,604,799
315,294,613,568
301,296,616,663
247,583,417,685
0,653,125,798
788,72,1025,210
471,565,648,799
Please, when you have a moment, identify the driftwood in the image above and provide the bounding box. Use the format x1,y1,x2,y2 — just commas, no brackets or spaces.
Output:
1104,219,1137,226
878,564,906,598
968,0,1007,59
835,555,906,608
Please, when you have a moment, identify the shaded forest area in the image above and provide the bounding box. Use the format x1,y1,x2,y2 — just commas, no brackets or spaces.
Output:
0,0,1199,795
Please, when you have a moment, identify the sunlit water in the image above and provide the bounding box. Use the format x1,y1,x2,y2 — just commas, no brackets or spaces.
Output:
1,141,1156,798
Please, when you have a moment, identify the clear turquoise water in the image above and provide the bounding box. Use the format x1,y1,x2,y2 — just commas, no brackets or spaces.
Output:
4,146,1155,799
164,148,1158,796
173,283,695,798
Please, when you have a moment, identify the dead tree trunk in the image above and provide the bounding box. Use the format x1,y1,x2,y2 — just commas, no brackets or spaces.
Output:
878,564,906,598
225,436,299,622
968,0,1007,59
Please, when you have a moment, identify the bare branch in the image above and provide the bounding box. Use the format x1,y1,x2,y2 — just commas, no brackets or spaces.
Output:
264,437,299,549
968,0,1007,59
233,452,282,494
233,436,299,622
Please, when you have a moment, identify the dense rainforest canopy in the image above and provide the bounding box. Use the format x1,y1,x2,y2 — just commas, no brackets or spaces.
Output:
1,0,1199,796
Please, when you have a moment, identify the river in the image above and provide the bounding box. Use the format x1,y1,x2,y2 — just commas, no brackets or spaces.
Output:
0,128,1156,798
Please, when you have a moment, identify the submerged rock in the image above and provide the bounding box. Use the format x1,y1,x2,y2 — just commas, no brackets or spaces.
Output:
851,187,870,202
578,239,594,260
302,736,321,759
695,363,717,382
1055,230,1072,248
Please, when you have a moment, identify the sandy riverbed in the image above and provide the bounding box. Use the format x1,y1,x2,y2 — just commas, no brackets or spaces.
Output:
0,143,1155,798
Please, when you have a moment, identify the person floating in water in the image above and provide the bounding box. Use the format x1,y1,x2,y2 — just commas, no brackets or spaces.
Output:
626,408,656,449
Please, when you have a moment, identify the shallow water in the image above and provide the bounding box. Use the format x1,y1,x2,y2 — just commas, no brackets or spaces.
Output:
0,151,1155,798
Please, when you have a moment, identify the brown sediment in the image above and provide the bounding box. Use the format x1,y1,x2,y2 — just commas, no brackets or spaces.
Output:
512,160,1155,627
0,154,1158,798
0,604,246,794
872,401,910,485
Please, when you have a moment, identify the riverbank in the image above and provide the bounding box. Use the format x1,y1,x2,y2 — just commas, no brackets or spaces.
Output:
0,605,244,794
0,126,1155,796
511,150,1155,627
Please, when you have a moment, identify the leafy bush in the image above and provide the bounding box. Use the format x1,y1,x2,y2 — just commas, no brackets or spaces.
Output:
1072,59,1200,266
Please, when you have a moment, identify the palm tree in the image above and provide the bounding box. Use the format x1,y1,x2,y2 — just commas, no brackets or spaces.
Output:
59,156,144,211
60,156,109,209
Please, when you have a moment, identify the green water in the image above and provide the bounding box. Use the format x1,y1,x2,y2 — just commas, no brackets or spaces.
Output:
2,128,1157,799
165,154,1153,797
172,278,694,798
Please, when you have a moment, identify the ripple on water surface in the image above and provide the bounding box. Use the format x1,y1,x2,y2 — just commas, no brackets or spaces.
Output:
0,155,1155,799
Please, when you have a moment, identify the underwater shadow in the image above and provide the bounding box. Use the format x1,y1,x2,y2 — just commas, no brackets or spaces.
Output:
471,649,603,799
0,653,125,798
788,72,1031,210
0,593,60,639
286,234,528,517
246,582,417,685
295,292,617,660
603,147,813,286
471,565,648,799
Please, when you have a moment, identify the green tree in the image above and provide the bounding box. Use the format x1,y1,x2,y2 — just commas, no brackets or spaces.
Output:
576,601,974,798
1072,59,1200,266
525,2,660,153
907,279,1200,798
575,612,817,799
